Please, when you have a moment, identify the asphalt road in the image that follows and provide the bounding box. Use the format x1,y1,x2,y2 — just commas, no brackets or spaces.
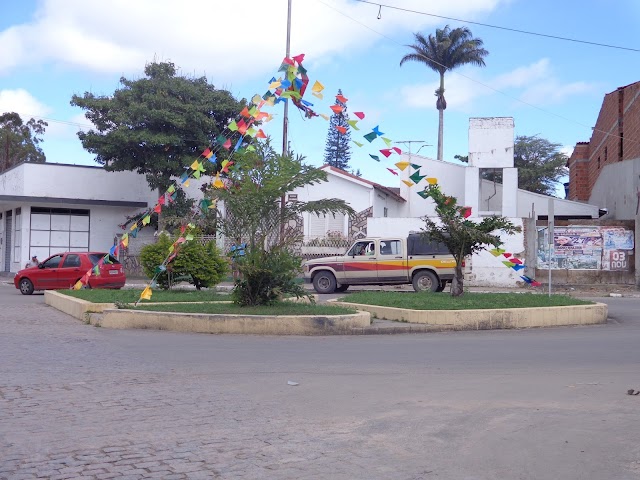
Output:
1,283,640,479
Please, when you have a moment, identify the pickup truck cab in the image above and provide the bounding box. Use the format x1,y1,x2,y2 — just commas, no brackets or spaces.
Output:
304,234,456,293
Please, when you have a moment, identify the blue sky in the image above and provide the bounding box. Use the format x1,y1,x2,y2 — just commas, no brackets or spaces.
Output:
1,0,639,196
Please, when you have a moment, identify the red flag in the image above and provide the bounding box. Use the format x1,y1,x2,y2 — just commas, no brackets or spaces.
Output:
201,147,211,158
158,195,166,205
292,53,305,64
354,112,365,119
330,105,344,114
256,129,267,139
387,168,398,176
392,147,402,154
335,126,347,134
223,138,231,149
335,94,348,104
503,252,512,258
380,149,392,158
240,106,250,118
153,204,162,213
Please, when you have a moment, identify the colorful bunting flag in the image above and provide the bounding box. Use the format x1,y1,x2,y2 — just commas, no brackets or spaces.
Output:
142,215,151,226
223,138,231,150
382,137,392,147
372,126,384,136
320,114,330,121
352,140,364,147
354,112,365,119
489,248,505,257
387,168,398,176
228,120,238,132
410,163,421,170
311,80,324,93
426,177,438,185
330,105,344,114
417,189,429,199
312,92,324,100
379,149,392,158
335,126,347,134
154,204,162,214
512,264,526,271
502,260,516,268
256,129,267,139
409,171,426,184
369,154,381,161
402,180,414,187
395,161,410,171
213,173,225,189
363,131,377,143
140,286,152,301
392,147,402,154
347,119,360,130
336,94,348,104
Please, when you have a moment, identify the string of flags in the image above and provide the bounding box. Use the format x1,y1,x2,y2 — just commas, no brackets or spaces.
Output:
489,247,541,287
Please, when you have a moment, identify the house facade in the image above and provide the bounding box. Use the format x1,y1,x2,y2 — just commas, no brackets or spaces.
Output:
0,163,157,273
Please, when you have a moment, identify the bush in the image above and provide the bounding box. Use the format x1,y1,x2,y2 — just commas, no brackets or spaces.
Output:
232,247,308,306
140,233,228,290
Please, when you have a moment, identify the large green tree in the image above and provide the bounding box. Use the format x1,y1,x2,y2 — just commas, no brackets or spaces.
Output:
420,184,520,297
211,139,354,305
514,135,568,196
71,61,244,192
323,89,351,171
0,112,47,173
400,26,488,162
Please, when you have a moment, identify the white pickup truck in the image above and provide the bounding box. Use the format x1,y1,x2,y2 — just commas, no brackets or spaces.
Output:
303,234,456,294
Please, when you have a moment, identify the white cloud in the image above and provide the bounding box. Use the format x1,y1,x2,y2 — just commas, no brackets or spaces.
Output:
0,89,51,117
400,58,596,111
0,0,506,81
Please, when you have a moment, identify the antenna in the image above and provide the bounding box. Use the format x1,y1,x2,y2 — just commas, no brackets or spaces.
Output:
395,140,432,156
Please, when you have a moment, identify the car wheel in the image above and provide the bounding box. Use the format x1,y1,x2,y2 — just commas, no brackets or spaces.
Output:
335,284,350,293
312,271,337,294
19,278,34,295
412,271,439,292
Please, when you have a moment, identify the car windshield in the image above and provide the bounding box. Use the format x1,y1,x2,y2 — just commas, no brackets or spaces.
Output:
88,254,121,266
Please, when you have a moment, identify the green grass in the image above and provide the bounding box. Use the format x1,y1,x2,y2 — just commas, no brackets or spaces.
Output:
133,301,356,316
340,291,593,310
59,289,230,303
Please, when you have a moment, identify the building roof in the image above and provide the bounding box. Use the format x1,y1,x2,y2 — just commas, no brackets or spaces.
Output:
320,165,406,203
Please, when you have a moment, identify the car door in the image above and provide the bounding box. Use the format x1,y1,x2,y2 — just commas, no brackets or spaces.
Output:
343,240,378,283
58,253,83,289
34,254,64,289
376,239,407,282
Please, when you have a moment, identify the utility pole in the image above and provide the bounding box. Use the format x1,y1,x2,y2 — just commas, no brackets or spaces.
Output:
279,0,293,242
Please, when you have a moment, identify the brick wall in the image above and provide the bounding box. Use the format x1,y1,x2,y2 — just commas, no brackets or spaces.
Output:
568,81,640,201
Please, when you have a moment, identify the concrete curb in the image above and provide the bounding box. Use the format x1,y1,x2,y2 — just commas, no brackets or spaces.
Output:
329,300,608,330
45,291,371,335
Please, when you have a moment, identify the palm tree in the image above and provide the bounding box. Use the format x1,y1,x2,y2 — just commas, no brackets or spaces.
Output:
400,26,488,161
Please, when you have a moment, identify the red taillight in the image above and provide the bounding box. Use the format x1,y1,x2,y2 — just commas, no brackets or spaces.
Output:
461,260,466,267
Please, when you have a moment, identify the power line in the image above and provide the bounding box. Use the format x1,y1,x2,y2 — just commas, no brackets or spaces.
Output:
314,0,639,148
353,0,640,52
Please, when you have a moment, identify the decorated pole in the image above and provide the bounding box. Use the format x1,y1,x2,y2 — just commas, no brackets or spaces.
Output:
280,0,293,242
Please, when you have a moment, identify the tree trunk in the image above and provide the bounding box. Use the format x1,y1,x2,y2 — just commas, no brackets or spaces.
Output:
437,72,445,161
451,263,464,297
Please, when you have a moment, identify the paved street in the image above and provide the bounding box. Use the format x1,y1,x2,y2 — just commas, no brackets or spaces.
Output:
1,283,640,479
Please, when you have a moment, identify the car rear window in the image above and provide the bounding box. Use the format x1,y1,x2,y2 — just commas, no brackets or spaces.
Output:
407,234,451,256
89,254,121,265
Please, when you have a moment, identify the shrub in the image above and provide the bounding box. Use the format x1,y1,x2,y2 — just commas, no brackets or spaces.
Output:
232,247,308,306
140,233,228,290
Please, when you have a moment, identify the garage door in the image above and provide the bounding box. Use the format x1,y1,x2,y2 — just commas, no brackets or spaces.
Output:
30,208,90,259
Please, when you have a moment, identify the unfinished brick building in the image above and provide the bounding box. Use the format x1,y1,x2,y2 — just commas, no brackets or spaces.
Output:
567,80,640,202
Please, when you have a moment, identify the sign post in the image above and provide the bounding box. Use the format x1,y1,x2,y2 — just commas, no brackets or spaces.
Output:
548,198,554,297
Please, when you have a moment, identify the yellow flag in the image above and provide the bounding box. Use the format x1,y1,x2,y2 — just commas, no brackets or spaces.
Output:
140,286,152,301
312,92,324,100
130,223,137,231
213,173,225,189
190,159,200,170
395,161,410,171
426,177,438,185
142,215,151,225
252,94,262,105
73,280,83,290
402,180,414,187
184,179,190,187
312,80,324,92
121,235,129,247
269,80,282,89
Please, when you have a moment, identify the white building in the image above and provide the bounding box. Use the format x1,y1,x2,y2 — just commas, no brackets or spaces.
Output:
0,163,157,273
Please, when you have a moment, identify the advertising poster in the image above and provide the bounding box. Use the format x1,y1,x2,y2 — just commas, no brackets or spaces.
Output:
537,226,634,271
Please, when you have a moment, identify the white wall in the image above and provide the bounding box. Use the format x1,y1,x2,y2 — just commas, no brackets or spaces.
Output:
372,189,403,218
468,117,515,168
589,159,640,220
18,163,158,204
398,154,467,218
294,170,373,214
0,166,25,195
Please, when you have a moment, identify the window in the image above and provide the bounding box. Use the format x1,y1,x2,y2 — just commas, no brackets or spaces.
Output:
308,212,345,238
619,133,624,160
348,241,374,256
380,240,401,255
383,207,388,218
604,146,608,162
62,254,82,268
597,156,601,169
42,254,63,269
30,207,90,258
13,209,21,263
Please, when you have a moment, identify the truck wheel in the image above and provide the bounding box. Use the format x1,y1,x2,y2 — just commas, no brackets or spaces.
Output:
313,271,337,294
412,271,439,292
19,278,34,295
336,284,349,293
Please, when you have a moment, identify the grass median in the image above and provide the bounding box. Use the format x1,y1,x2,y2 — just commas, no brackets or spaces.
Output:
132,301,357,316
339,291,593,310
60,289,231,303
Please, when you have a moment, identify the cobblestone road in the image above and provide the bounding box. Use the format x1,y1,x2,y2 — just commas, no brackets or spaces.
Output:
2,284,640,479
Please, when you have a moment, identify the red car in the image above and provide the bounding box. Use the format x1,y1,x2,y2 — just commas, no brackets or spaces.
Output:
14,252,126,295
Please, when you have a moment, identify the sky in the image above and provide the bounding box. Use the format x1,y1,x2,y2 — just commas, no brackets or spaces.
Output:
1,0,640,197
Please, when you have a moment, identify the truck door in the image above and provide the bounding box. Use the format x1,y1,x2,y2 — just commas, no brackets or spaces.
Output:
376,239,406,282
343,240,378,283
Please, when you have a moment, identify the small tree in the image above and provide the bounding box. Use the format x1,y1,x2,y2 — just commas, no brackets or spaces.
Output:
212,139,354,305
323,89,351,170
420,184,521,297
140,233,227,290
0,112,47,173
